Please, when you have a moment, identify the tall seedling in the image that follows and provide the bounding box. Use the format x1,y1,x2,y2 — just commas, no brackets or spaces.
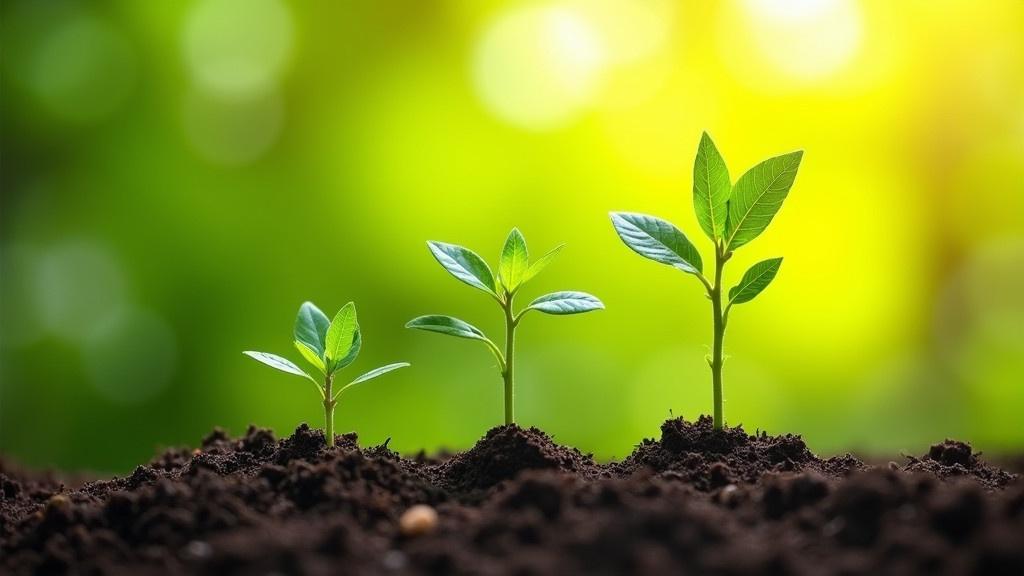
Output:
611,133,802,429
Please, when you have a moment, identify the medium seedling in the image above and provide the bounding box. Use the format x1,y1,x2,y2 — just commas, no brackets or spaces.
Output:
611,133,802,430
407,229,603,425
244,301,409,445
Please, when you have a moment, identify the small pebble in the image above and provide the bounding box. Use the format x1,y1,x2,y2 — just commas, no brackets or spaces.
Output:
183,540,212,560
382,549,408,570
399,504,438,537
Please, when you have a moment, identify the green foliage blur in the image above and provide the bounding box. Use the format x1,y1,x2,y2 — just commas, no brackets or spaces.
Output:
2,0,1023,472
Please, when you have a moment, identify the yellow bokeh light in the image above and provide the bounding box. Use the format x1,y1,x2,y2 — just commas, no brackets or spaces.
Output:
473,4,606,131
183,0,294,99
724,0,863,86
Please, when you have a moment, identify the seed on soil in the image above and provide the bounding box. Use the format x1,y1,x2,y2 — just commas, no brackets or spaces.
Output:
399,504,438,537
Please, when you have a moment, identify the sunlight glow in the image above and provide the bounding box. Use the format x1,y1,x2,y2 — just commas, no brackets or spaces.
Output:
473,5,605,131
737,0,863,82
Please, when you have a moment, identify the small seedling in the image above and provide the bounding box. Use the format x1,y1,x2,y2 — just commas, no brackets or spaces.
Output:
407,229,603,425
611,133,802,430
244,301,409,445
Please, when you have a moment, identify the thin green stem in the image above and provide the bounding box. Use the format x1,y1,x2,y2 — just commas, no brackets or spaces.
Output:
323,373,337,446
502,292,516,425
710,243,730,430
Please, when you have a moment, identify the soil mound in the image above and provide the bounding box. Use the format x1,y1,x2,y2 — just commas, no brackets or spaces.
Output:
2,418,1021,575
902,439,1016,490
615,415,857,489
0,424,439,575
437,425,599,495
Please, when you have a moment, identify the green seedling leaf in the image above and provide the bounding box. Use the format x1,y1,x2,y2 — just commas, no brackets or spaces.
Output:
335,362,410,399
243,351,314,381
406,314,505,368
294,340,326,374
729,258,783,304
725,151,802,251
295,302,330,357
332,327,362,372
610,212,703,275
521,244,564,284
525,291,604,315
693,132,731,241
498,228,529,293
325,302,358,366
427,241,497,297
406,314,489,340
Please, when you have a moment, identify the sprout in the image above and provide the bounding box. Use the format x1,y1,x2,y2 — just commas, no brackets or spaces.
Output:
611,132,802,430
244,301,409,445
407,229,603,424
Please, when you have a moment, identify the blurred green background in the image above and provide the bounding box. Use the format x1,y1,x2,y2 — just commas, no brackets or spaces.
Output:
2,0,1023,473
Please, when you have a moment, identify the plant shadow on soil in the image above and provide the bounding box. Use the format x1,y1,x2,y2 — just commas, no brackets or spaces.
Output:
2,416,1022,575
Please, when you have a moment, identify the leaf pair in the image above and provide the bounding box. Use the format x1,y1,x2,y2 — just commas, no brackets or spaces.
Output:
295,301,360,376
611,133,801,306
424,229,602,314
408,229,603,366
693,132,802,251
244,301,408,399
426,228,564,300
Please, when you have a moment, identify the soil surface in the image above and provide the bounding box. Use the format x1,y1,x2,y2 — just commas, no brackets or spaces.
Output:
2,415,1022,575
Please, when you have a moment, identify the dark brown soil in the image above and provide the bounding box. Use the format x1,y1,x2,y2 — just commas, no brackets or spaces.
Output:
2,416,1021,575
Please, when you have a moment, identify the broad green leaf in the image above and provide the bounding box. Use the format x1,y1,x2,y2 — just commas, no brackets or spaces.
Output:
525,291,604,315
243,351,314,381
295,302,330,357
405,315,489,340
725,151,802,251
521,244,564,284
331,328,362,372
693,132,731,241
427,241,497,296
609,212,703,275
729,258,783,304
336,362,410,398
294,340,326,374
325,302,358,365
406,315,504,368
498,228,529,292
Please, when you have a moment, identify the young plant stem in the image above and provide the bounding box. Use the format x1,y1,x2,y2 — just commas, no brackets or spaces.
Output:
709,243,730,430
323,373,336,446
502,292,517,425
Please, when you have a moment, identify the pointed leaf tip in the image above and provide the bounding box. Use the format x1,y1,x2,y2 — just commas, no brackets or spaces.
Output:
499,228,529,293
693,132,731,241
725,151,802,251
325,302,359,367
243,351,313,380
295,302,330,357
427,241,497,296
526,291,604,315
728,257,783,304
610,212,703,275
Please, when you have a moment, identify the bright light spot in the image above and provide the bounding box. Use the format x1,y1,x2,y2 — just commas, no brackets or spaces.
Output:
33,242,128,343
83,308,178,405
474,5,605,131
736,0,862,82
570,0,674,65
29,15,135,123
183,0,293,99
184,89,284,165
